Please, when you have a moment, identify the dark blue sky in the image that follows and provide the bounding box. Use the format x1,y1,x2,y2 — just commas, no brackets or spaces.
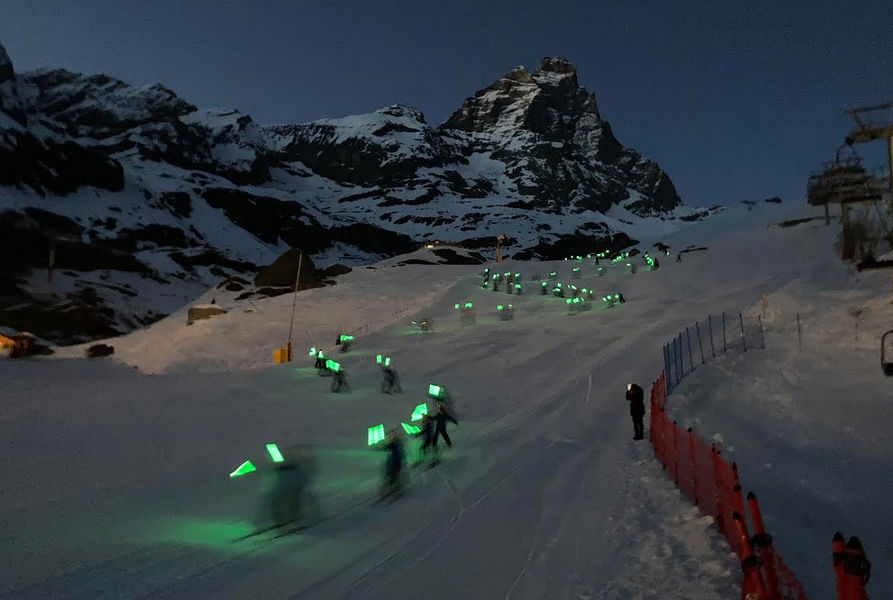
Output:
1,0,890,206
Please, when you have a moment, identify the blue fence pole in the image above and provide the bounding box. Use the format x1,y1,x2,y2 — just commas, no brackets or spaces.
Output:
708,314,716,358
677,332,684,380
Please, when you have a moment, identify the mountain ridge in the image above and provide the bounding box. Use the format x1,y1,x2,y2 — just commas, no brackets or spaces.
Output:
0,42,706,343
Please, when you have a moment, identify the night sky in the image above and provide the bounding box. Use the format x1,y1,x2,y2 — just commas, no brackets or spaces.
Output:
2,0,890,206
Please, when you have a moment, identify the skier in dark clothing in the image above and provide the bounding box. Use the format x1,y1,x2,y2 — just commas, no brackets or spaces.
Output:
377,429,406,498
432,403,458,448
415,414,436,465
261,444,319,531
380,365,401,394
626,383,646,440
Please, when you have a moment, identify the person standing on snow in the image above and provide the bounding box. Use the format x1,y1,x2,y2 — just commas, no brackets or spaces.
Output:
626,383,646,440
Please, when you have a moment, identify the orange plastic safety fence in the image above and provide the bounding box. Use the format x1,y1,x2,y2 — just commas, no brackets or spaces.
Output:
766,549,811,600
648,371,813,600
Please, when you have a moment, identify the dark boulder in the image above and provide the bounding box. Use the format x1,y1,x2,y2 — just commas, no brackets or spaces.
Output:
254,248,319,289
321,264,352,278
161,191,193,218
86,343,114,358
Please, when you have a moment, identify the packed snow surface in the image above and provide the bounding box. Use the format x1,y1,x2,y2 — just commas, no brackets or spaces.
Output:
1,203,881,600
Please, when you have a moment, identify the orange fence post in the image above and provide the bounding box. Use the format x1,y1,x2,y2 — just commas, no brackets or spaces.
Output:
833,532,846,600
747,492,780,600
733,511,768,599
688,427,699,506
842,536,871,600
711,444,726,534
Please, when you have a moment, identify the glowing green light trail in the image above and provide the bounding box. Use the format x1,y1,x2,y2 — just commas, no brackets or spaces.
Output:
266,443,284,463
368,424,385,446
229,460,256,478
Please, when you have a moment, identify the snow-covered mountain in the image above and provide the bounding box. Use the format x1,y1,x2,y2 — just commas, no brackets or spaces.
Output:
0,41,707,343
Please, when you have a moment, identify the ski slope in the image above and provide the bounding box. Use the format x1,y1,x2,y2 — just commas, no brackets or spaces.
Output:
0,202,865,600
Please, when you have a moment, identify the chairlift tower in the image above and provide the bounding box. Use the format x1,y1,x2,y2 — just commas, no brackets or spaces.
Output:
844,102,893,195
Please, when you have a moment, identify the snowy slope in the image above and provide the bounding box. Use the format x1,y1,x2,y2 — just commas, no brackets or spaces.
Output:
3,202,876,600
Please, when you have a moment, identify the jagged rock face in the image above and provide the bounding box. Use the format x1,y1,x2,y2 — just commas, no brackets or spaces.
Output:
268,105,460,186
0,41,696,344
441,57,680,215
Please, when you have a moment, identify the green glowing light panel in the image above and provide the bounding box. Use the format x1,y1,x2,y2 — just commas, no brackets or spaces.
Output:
326,360,341,372
368,424,385,446
266,443,284,463
308,346,317,356
229,460,256,478
411,403,428,421
401,422,421,435
428,384,445,399
376,354,382,364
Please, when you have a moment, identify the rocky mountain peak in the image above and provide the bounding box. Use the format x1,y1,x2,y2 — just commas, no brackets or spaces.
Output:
0,41,14,83
375,104,427,124
533,56,578,87
503,66,536,84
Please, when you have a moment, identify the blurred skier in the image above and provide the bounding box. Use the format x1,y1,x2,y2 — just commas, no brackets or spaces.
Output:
261,445,319,531
376,429,406,499
626,383,646,440
331,367,349,392
314,350,325,370
432,402,458,449
415,413,436,465
380,364,402,394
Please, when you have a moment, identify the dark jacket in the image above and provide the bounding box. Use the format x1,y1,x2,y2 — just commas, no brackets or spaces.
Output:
381,438,405,475
626,384,646,417
434,411,458,430
417,416,434,441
